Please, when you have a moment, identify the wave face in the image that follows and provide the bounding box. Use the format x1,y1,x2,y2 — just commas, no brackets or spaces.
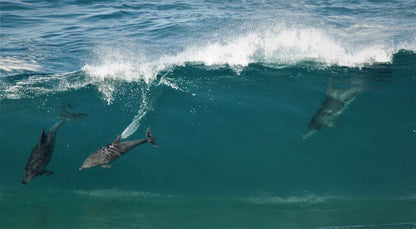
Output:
1,0,416,227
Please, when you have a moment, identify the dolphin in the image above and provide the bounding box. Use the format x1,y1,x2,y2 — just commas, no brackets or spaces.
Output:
79,128,158,170
22,110,87,185
302,78,365,139
60,109,88,121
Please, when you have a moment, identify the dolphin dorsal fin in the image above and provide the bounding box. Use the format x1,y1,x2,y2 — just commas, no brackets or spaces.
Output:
113,135,121,144
40,129,47,144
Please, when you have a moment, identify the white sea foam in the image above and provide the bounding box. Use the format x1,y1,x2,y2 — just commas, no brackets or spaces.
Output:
176,27,397,68
73,188,169,199
399,193,416,201
244,194,333,205
82,45,162,84
82,26,408,86
0,72,90,100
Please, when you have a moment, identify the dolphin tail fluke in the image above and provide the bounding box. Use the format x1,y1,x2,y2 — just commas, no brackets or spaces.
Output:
146,127,158,147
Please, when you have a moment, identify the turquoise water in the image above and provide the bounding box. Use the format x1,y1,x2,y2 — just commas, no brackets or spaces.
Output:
1,1,416,227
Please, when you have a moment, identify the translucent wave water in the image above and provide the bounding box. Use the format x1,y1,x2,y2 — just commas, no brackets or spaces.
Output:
1,0,415,227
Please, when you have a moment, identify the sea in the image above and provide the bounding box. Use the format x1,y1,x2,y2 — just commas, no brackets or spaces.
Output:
1,0,415,228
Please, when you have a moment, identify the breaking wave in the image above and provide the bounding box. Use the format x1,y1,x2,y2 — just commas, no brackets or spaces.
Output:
1,24,415,139
2,22,415,101
82,26,415,84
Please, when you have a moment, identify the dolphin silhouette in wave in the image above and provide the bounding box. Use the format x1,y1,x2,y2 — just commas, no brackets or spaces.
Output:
303,78,365,139
22,110,87,185
79,128,158,170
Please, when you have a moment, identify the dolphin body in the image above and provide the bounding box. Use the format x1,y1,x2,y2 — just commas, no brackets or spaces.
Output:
60,110,88,121
22,110,87,185
79,128,157,170
303,79,364,139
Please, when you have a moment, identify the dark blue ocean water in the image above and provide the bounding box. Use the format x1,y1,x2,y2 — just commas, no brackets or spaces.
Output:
1,0,416,227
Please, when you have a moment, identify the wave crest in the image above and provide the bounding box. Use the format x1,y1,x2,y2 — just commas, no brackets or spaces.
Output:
81,26,412,85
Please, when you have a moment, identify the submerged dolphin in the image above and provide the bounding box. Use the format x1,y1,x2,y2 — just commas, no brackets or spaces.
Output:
22,110,87,185
60,109,88,121
79,128,158,170
303,78,365,139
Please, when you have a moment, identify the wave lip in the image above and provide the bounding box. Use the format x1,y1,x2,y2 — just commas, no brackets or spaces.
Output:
176,28,400,69
82,26,410,85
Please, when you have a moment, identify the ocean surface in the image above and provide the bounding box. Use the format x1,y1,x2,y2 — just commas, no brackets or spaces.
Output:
1,0,416,227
